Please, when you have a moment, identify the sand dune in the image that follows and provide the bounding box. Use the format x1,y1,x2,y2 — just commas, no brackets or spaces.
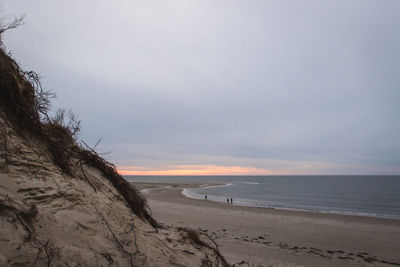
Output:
0,43,228,266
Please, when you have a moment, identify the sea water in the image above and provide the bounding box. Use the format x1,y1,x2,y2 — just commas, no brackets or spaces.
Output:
125,175,400,219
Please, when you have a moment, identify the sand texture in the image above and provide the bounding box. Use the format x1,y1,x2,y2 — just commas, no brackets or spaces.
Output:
137,182,400,267
0,114,228,266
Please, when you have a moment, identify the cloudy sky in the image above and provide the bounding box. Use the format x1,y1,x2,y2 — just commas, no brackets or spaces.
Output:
2,0,400,175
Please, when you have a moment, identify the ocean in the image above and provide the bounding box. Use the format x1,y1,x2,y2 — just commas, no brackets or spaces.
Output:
125,175,400,219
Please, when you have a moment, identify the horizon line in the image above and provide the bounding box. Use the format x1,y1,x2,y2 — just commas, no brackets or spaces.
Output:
120,174,400,176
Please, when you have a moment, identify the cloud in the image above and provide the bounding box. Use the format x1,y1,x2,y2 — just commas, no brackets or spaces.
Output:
3,0,400,174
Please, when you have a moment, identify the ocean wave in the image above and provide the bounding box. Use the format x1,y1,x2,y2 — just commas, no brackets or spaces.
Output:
182,187,235,203
139,185,172,194
313,209,400,219
181,188,203,200
180,191,400,219
140,188,150,194
199,183,234,189
231,199,400,219
236,181,260,185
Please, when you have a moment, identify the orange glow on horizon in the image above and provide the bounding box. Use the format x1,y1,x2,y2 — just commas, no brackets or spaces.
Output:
117,165,282,176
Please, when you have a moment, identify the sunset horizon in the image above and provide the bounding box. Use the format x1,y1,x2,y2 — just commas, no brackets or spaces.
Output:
117,165,277,176
116,165,389,176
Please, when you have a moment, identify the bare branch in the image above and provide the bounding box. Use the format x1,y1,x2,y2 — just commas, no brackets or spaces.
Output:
23,71,56,120
0,15,25,41
93,138,102,150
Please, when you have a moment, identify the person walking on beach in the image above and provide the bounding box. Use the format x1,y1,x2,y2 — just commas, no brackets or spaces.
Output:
226,198,229,203
230,198,233,204
205,195,207,200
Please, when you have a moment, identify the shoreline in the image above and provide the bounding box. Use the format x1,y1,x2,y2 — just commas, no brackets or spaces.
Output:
132,181,400,266
182,187,400,221
134,181,400,222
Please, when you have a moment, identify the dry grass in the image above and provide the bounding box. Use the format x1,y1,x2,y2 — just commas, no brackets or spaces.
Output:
0,48,42,134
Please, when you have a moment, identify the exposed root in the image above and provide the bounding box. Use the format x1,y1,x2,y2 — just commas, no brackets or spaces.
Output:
178,227,231,267
31,239,62,267
134,226,176,254
232,261,249,267
0,121,8,169
0,198,38,241
98,213,135,267
77,159,97,192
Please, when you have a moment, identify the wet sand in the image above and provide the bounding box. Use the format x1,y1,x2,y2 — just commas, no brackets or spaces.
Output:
133,182,400,267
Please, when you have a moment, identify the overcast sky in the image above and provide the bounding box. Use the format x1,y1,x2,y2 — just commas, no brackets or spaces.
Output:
2,0,400,175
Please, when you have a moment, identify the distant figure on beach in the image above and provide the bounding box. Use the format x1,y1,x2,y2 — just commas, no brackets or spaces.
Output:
226,198,229,203
230,198,233,204
205,195,207,200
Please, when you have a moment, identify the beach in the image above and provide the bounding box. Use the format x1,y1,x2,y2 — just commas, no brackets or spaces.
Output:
133,182,400,267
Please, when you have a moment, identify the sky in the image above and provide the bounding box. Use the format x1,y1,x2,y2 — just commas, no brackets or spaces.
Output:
1,0,400,175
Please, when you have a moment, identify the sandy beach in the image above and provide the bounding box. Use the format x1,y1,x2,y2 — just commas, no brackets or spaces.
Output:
133,182,400,267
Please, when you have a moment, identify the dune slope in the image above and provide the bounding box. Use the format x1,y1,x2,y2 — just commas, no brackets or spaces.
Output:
0,42,228,266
